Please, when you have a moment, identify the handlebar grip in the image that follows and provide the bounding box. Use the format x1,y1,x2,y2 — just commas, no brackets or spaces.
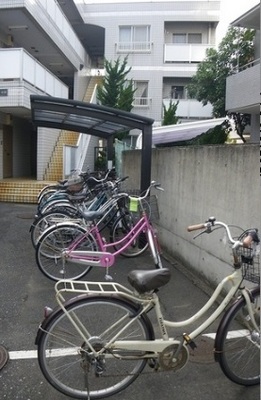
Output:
242,229,259,248
243,235,253,248
187,223,206,232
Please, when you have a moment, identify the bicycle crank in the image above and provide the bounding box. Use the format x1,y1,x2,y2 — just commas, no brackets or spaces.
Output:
158,344,189,371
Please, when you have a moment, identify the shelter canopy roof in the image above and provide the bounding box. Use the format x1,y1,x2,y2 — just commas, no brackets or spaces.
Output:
30,95,154,192
30,95,154,138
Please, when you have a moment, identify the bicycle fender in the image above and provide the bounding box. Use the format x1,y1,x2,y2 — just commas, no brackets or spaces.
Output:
36,221,87,244
214,286,260,362
35,293,155,345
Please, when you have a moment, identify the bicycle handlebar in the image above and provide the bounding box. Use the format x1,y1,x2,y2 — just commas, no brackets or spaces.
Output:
187,217,259,248
134,181,164,201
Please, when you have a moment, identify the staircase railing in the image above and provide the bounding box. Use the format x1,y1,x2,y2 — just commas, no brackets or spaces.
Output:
63,81,100,176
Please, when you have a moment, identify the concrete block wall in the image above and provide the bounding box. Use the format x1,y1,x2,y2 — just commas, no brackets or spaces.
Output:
122,144,260,288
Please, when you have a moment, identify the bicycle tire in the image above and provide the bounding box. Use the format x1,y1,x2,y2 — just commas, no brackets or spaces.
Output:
215,286,260,386
37,296,154,399
36,224,96,281
30,209,80,248
110,213,149,257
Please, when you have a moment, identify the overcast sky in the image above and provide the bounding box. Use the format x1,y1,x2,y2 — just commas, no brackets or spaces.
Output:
217,0,258,42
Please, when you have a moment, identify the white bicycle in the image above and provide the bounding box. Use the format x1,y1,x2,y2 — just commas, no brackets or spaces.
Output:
35,217,260,399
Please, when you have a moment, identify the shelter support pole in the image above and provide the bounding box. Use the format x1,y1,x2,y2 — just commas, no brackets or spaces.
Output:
107,135,114,170
140,125,152,193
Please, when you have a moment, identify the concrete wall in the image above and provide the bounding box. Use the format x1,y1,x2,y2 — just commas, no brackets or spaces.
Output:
122,144,260,288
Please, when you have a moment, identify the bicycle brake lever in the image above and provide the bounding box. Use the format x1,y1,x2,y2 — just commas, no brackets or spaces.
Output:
193,228,210,239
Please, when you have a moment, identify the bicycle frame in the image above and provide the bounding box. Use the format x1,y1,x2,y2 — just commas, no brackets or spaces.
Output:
63,210,157,268
54,267,258,356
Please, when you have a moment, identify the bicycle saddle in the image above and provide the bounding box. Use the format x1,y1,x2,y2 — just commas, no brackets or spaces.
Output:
128,268,171,294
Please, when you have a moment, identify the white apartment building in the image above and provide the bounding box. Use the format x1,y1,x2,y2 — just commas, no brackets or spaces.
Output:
0,0,221,181
225,3,260,143
76,0,220,127
0,0,96,181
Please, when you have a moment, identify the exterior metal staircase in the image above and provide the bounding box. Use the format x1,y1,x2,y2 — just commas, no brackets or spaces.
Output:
44,130,80,181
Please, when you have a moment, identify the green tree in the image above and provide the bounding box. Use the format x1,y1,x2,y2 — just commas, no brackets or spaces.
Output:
186,27,255,142
188,122,229,145
97,56,136,140
162,100,179,125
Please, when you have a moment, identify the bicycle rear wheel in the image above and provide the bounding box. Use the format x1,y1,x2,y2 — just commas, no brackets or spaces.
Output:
110,213,148,257
36,224,96,281
37,296,154,399
215,287,260,386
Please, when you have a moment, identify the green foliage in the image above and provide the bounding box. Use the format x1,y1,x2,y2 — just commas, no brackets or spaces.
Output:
94,149,107,171
97,56,136,140
188,122,230,145
97,56,135,107
186,27,255,119
162,100,179,125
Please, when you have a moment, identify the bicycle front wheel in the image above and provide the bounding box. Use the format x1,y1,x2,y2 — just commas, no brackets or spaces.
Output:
37,296,153,399
215,287,260,386
110,213,148,257
36,224,96,281
30,210,79,248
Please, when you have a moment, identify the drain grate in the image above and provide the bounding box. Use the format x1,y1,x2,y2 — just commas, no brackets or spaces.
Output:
0,345,9,370
16,213,35,219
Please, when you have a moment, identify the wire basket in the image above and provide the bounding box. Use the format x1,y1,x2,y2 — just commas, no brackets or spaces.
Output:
127,194,159,222
237,230,260,285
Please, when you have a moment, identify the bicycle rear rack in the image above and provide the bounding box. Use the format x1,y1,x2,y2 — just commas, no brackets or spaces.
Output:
54,279,150,305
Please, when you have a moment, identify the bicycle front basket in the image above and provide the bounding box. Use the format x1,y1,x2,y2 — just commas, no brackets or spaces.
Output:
237,229,260,285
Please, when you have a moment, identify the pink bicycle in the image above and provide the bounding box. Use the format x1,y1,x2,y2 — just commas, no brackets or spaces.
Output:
35,181,164,281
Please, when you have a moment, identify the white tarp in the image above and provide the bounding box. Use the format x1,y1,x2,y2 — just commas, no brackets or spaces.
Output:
136,118,226,148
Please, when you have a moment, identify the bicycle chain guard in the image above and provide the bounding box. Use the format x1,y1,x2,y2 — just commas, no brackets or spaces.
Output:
158,344,189,371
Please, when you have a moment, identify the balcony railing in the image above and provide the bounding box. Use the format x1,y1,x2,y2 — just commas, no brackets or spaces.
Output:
226,61,260,113
164,43,212,63
229,58,260,74
133,97,151,107
163,98,213,119
116,42,152,53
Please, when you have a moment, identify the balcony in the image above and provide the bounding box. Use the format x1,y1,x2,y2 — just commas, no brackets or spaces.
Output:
163,99,213,119
226,60,260,114
0,48,68,114
164,43,212,63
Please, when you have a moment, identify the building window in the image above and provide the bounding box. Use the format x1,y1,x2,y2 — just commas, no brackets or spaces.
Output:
118,25,151,52
173,33,202,44
133,81,149,106
171,86,185,99
188,33,202,44
172,34,186,44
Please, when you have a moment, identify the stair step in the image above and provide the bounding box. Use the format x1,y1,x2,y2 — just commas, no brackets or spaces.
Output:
0,180,56,204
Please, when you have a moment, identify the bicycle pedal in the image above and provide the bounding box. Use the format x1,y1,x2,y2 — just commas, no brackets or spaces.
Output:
148,358,159,370
105,274,113,281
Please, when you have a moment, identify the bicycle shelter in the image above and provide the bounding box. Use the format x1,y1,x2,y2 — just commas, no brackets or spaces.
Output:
30,95,154,193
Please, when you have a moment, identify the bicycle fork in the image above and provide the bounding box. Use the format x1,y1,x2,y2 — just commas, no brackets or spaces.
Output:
241,288,260,334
